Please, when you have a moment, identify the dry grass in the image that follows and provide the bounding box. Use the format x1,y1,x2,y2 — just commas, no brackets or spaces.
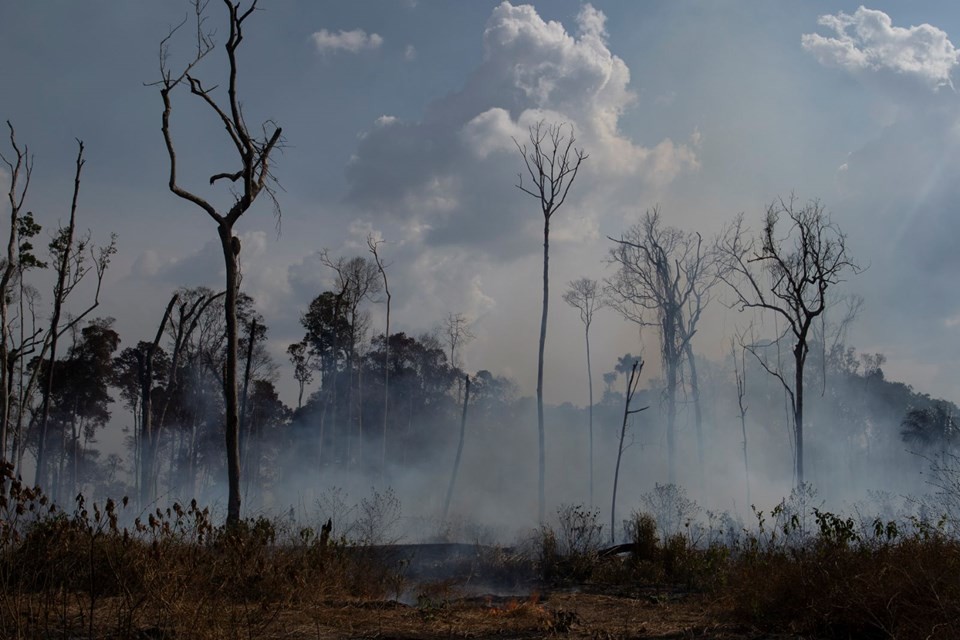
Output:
1,468,959,639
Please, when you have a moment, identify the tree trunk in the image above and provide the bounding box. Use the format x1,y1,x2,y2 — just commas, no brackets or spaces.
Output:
36,143,85,489
381,296,391,480
684,341,705,491
585,324,594,508
443,375,470,521
536,216,549,525
612,361,642,544
665,356,677,486
794,345,805,488
140,294,178,509
218,224,242,526
239,317,256,475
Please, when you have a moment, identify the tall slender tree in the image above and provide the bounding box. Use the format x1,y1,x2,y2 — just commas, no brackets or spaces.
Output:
154,0,282,524
35,141,115,489
367,235,392,477
563,278,603,507
514,121,586,524
137,293,178,509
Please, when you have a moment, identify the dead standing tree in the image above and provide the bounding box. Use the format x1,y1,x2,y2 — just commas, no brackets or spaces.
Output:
443,311,474,404
0,122,33,464
611,359,646,544
34,140,115,491
137,293,178,509
563,278,603,507
717,196,858,487
367,235,391,478
606,209,720,486
155,0,282,525
514,121,586,524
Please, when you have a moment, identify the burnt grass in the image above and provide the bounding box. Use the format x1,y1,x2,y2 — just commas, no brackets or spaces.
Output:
0,475,958,639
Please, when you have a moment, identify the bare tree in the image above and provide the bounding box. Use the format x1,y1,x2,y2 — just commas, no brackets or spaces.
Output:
717,196,859,487
0,121,33,463
154,0,282,524
442,374,470,522
162,287,226,498
611,359,646,543
137,293,179,509
34,140,115,490
563,277,603,507
367,235,392,477
443,312,474,405
606,208,721,485
731,336,750,506
514,121,587,524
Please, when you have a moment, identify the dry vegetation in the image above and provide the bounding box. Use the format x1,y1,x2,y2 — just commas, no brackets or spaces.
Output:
1,467,958,639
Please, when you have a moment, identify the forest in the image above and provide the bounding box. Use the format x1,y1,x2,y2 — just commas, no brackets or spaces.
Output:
2,1,960,638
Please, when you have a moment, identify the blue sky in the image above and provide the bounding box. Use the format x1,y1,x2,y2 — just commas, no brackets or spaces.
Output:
2,1,959,406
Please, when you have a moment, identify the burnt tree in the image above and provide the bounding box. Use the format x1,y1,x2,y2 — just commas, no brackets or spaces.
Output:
514,121,586,524
718,196,858,487
563,277,603,507
155,0,282,524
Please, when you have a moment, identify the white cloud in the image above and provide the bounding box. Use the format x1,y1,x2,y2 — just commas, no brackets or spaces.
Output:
311,28,383,54
404,44,417,61
802,6,960,90
344,2,698,254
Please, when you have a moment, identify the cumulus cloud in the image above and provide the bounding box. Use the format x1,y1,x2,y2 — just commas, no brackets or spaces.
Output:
311,28,383,54
801,6,960,90
343,2,697,256
404,44,417,61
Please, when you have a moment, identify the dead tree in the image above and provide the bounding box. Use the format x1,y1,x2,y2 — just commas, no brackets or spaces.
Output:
35,140,115,490
611,359,646,543
563,277,603,507
137,293,179,509
718,196,858,487
0,122,33,463
160,288,225,498
514,121,587,524
731,337,750,506
367,235,391,477
606,208,721,486
442,374,470,521
443,311,474,404
154,0,282,524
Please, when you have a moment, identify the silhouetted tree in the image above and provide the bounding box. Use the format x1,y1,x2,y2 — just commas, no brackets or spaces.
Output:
607,209,721,484
563,277,603,506
46,318,120,497
718,196,859,487
319,253,381,464
155,0,283,525
514,121,587,523
34,140,115,490
367,235,392,476
0,124,51,476
287,340,313,411
611,358,646,543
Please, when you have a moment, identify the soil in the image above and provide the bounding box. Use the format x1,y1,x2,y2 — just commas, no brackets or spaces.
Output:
270,588,809,639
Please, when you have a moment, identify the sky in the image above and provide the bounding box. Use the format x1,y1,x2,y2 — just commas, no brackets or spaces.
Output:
2,1,960,410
